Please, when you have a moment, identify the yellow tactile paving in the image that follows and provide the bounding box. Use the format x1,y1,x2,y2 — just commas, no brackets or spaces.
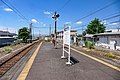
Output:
71,47,120,72
17,42,43,80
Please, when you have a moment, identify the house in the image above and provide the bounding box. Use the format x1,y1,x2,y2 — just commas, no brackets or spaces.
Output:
70,30,77,44
0,31,16,37
0,31,17,46
56,30,77,44
105,29,120,33
83,34,94,41
83,28,120,51
94,32,120,50
56,31,63,42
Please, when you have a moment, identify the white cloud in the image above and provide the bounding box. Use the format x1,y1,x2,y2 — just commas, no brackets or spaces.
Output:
109,22,118,25
44,11,52,15
65,22,71,24
101,20,107,25
76,21,82,25
39,22,46,26
4,8,13,12
40,22,43,24
43,24,46,27
18,19,26,22
0,26,17,33
31,19,39,23
102,20,118,26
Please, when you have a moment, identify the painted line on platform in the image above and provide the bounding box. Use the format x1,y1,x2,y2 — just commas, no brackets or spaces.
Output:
71,47,120,72
59,43,120,71
17,42,43,80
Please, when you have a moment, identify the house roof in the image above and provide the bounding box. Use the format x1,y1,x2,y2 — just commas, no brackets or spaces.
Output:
0,31,17,36
71,30,77,32
84,34,94,38
0,36,14,38
57,30,77,33
94,32,120,36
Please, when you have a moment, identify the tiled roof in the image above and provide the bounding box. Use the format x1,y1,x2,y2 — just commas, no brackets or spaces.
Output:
94,32,120,36
0,31,16,36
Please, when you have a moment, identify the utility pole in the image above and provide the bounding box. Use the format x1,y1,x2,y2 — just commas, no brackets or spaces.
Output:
6,28,8,37
52,11,60,38
39,30,40,38
29,23,32,43
49,24,51,36
118,17,120,32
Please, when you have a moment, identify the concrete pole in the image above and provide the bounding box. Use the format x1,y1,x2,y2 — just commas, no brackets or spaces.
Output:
29,23,32,43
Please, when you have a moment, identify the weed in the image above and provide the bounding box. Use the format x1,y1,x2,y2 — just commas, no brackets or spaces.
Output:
105,52,116,59
3,46,12,54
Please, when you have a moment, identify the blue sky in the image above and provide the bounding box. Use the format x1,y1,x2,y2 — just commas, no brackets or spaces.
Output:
0,0,120,35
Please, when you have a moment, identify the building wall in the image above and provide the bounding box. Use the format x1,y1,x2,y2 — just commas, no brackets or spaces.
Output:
109,36,120,46
57,30,77,44
0,38,15,46
97,35,120,50
99,36,109,44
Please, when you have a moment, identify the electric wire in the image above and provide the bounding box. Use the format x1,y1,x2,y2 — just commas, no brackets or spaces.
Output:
57,0,71,12
102,14,120,21
76,1,118,22
1,0,29,22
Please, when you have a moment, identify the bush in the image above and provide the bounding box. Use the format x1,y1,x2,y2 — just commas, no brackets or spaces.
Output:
105,52,116,59
4,46,12,53
84,40,94,49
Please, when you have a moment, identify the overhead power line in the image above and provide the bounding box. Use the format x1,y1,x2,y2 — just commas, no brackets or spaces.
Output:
73,14,120,30
33,26,54,29
72,24,87,29
5,0,28,21
102,14,120,21
57,0,71,12
1,0,29,22
71,24,87,32
101,12,120,19
73,14,120,31
110,20,120,24
76,1,117,22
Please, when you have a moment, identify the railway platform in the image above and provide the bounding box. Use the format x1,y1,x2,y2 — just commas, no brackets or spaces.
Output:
17,42,120,80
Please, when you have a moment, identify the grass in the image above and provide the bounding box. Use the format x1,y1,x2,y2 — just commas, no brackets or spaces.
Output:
105,52,116,59
3,46,12,54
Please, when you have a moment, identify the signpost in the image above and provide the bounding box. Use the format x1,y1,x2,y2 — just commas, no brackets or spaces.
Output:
61,25,71,65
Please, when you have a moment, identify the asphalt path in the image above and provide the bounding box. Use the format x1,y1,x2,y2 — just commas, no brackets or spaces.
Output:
26,42,120,80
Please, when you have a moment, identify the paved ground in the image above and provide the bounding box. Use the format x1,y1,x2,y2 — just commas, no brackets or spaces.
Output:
0,43,39,80
26,42,120,80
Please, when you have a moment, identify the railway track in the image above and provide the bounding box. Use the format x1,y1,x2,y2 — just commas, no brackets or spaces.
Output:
0,40,40,77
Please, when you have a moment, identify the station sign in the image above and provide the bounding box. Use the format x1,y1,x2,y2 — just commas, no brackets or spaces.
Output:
61,25,71,65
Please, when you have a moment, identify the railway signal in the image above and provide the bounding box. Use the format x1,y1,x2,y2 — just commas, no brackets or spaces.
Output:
52,12,60,38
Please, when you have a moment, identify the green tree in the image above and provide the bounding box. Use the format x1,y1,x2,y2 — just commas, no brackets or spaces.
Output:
86,18,106,34
18,27,30,43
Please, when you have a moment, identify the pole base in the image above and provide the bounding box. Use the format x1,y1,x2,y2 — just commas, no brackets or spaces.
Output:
66,62,71,65
61,56,66,59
